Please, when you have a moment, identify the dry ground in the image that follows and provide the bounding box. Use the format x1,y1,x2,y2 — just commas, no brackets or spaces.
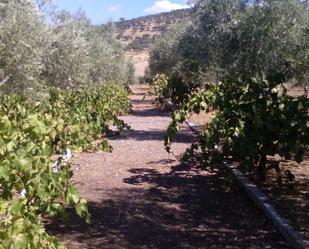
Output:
187,86,309,244
125,50,149,79
48,85,292,249
249,159,309,244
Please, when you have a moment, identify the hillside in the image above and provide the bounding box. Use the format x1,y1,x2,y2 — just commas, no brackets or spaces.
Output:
115,9,191,78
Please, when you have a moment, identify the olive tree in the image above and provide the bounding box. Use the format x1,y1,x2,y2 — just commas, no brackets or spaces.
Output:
0,1,135,95
149,0,309,85
148,22,189,78
42,10,90,88
0,0,48,95
86,24,135,85
223,0,309,84
192,0,308,84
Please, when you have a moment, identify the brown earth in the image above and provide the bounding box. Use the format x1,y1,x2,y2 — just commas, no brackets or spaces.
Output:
48,85,292,249
116,9,190,79
125,50,149,79
249,157,309,244
116,9,190,48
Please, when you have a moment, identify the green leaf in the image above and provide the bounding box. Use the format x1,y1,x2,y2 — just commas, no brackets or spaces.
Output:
14,233,30,249
11,201,24,215
76,198,91,224
65,186,80,205
0,165,10,180
15,158,31,171
0,200,9,215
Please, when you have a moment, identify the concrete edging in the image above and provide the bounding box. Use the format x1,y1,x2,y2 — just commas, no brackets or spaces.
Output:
184,120,309,249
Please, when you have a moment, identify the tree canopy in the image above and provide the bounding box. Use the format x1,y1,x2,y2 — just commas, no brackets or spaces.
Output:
0,0,135,96
148,0,309,86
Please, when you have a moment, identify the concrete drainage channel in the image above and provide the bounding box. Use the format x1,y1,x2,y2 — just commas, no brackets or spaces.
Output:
185,120,309,249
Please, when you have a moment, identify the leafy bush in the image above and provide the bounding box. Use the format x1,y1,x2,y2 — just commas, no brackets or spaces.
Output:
43,83,131,153
166,78,309,180
149,74,192,108
0,95,89,248
0,84,130,248
150,74,169,99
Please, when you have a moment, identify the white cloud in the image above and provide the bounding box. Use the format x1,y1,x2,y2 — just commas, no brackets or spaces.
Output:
144,1,189,14
109,5,120,12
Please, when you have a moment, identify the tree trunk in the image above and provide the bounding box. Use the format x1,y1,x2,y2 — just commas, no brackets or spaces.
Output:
257,155,267,181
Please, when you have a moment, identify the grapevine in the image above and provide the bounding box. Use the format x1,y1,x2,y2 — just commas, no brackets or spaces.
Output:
0,83,130,248
165,78,309,180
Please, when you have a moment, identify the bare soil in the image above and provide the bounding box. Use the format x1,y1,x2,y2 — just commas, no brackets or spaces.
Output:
125,50,149,78
248,158,309,244
48,85,292,249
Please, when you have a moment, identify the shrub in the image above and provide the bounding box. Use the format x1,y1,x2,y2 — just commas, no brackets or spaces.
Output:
166,78,309,180
0,83,130,248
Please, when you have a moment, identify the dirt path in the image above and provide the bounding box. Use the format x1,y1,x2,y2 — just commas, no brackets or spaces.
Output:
50,86,291,249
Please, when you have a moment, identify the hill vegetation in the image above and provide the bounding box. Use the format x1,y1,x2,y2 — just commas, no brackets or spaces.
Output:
115,9,191,51
114,9,191,78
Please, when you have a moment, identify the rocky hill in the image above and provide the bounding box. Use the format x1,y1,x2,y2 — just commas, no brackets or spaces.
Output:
116,9,191,51
115,9,191,78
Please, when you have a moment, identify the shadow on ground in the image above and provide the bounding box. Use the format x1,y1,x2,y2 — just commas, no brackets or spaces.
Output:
47,88,292,248
48,164,290,249
110,129,193,143
255,172,309,239
131,108,170,118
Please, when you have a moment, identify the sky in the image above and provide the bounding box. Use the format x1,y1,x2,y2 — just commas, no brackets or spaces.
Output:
55,0,190,24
